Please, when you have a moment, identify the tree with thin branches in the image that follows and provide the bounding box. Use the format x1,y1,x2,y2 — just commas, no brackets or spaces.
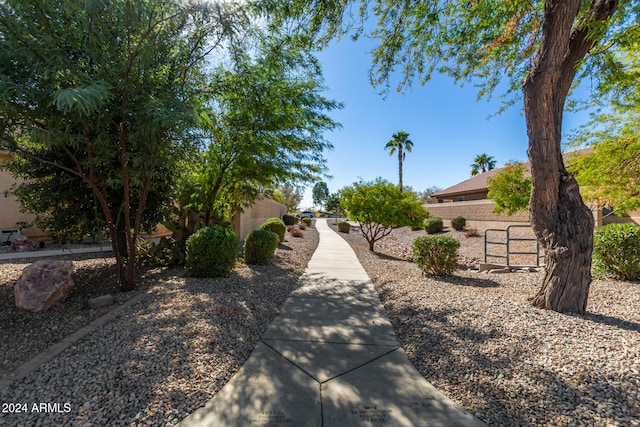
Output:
385,130,413,192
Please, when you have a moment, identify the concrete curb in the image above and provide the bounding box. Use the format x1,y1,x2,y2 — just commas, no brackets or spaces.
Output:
0,291,148,393
0,245,113,261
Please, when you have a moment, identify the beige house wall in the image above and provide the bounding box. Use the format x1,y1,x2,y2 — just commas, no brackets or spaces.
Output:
232,197,287,241
427,199,631,231
0,167,39,239
426,200,530,231
602,208,640,226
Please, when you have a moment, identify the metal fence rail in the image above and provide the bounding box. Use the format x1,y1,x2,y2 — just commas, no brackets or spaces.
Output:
484,224,545,267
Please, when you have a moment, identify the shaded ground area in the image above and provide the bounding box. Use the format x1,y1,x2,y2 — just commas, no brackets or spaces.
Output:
333,224,640,427
0,228,318,426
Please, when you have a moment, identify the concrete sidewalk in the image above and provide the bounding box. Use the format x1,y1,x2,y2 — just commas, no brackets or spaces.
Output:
0,245,112,261
179,219,485,427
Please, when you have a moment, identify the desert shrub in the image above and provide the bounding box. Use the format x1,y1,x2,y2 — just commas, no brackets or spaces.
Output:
260,218,286,242
302,217,312,226
185,226,238,277
138,238,186,268
413,235,460,276
287,225,294,233
244,229,280,265
283,214,296,226
593,223,640,280
298,222,307,230
424,217,444,234
451,216,466,231
465,227,481,238
338,221,350,233
291,228,304,237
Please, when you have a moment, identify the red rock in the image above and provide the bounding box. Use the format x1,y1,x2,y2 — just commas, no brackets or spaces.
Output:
10,235,36,252
14,260,74,313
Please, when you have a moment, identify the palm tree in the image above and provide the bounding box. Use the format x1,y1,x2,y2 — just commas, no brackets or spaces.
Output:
385,130,414,192
470,153,497,176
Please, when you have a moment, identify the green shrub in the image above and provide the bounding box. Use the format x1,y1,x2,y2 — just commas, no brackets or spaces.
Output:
302,217,312,226
298,222,307,230
244,229,280,265
593,223,640,280
283,214,296,226
185,226,238,277
413,235,460,276
451,216,466,231
291,228,304,237
137,238,186,268
260,218,286,242
338,221,350,233
424,217,444,234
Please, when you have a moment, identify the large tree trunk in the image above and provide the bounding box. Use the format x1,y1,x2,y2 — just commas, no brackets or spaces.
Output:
523,0,617,314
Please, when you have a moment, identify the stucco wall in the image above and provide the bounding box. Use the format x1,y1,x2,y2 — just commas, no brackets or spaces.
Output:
426,199,633,231
0,168,38,236
426,199,530,231
233,198,287,240
602,209,640,226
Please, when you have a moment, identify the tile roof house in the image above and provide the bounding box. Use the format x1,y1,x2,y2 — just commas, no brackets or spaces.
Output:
431,165,529,203
428,149,639,228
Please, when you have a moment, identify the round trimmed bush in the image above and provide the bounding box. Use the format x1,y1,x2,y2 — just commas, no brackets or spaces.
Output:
424,217,444,234
260,218,286,242
186,226,238,277
283,214,296,226
244,229,280,265
302,217,312,227
338,221,350,233
451,216,466,231
413,235,460,276
593,223,640,280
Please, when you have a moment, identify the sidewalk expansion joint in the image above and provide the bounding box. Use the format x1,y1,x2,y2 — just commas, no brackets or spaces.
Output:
260,340,321,383
318,347,400,385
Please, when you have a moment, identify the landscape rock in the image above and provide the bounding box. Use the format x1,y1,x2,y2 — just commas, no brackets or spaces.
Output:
488,267,511,274
87,295,114,309
10,235,37,252
478,262,507,272
14,260,74,313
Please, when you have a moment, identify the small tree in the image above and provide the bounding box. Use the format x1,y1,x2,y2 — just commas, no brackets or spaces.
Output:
487,163,532,215
418,186,442,204
276,185,304,212
312,182,330,209
325,192,345,216
340,179,428,251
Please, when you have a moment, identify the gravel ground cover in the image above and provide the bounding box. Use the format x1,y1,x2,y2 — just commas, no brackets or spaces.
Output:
334,223,640,427
0,228,318,426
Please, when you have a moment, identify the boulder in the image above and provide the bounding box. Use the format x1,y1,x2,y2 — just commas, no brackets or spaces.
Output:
11,235,37,252
14,260,74,313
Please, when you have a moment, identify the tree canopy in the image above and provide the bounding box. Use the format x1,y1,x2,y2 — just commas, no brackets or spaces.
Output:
0,0,240,290
312,182,330,209
340,178,428,251
568,41,640,217
487,163,532,216
172,36,340,238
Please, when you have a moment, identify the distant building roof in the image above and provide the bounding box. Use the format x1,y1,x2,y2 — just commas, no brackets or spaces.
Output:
432,167,506,200
433,149,591,201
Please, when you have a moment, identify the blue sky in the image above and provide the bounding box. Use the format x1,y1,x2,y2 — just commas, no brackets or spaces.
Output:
298,36,592,209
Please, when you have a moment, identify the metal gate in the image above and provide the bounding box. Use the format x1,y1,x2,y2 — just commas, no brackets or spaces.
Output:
484,224,545,267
